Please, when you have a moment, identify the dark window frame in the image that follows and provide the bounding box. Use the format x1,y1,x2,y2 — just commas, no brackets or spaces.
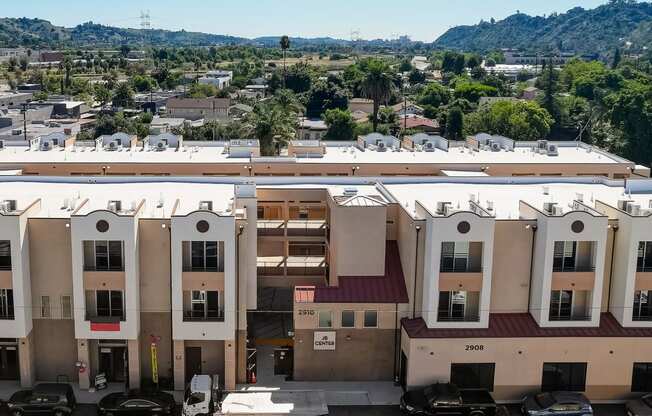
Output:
542,362,587,392
632,362,652,392
450,363,496,391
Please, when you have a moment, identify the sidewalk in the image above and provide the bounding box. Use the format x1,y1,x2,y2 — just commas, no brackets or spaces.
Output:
235,345,403,406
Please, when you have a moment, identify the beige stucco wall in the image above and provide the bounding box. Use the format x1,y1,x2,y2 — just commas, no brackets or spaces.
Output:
328,202,386,279
32,319,78,382
403,330,652,401
490,221,533,314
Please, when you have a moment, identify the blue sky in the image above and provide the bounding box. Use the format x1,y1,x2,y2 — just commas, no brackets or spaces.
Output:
3,0,608,42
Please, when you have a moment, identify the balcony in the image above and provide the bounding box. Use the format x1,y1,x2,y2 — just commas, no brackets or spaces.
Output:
437,291,480,324
182,313,225,323
548,290,592,322
257,220,327,237
257,256,328,287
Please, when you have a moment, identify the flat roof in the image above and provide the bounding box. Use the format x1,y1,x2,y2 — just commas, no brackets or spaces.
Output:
0,181,235,219
0,141,631,166
386,181,630,219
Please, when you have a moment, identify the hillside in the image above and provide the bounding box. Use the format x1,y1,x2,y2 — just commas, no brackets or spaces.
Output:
434,0,652,56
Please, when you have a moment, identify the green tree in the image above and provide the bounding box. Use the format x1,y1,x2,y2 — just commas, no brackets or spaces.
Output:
112,82,135,108
612,48,622,69
360,59,393,132
280,35,291,88
454,81,498,103
408,69,426,84
445,106,464,140
465,100,554,141
246,103,296,156
418,83,451,108
305,80,348,119
93,84,112,105
323,108,356,141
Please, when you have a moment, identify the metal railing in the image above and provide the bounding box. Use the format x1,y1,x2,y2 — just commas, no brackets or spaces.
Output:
182,313,225,322
257,220,327,237
548,314,592,321
85,314,125,323
437,314,481,323
552,265,595,273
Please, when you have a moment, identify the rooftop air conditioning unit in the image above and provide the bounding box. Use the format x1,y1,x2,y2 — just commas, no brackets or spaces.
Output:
156,141,168,151
490,142,501,152
576,193,584,203
424,142,435,152
436,201,451,215
40,141,51,151
199,201,213,211
543,202,557,214
11,129,22,136
628,204,642,216
343,187,358,197
553,205,564,216
0,140,5,150
0,200,17,213
107,141,118,151
618,200,633,211
377,141,387,152
537,139,548,150
107,200,122,213
547,144,559,156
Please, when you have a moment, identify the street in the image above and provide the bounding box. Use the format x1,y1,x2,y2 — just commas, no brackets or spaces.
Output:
9,403,621,416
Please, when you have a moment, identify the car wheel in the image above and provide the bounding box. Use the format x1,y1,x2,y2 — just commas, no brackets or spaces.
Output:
469,411,486,416
10,410,22,416
53,410,68,416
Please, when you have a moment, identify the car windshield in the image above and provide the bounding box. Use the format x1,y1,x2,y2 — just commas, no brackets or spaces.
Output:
643,396,652,408
535,393,556,409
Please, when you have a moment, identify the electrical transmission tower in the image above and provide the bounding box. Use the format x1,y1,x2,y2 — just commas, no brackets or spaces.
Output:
140,10,151,31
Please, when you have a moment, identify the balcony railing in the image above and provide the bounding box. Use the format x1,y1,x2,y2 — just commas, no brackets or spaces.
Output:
257,256,327,277
552,265,595,273
85,314,125,323
437,315,480,323
548,314,592,322
83,266,125,272
632,315,652,322
182,313,225,322
637,266,652,273
257,220,327,237
440,266,483,273
0,314,14,320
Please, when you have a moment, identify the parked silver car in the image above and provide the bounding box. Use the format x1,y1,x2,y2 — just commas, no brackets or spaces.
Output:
521,392,593,416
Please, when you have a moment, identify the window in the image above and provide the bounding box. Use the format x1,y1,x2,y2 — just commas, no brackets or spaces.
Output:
633,291,652,321
438,291,467,321
0,241,10,270
632,363,652,392
341,310,355,328
638,242,652,272
542,363,587,392
364,310,378,328
186,241,224,272
60,295,72,319
451,363,496,391
0,289,13,319
95,290,124,319
186,291,223,321
318,311,332,328
440,242,470,272
83,241,124,271
41,296,51,318
549,290,573,321
553,241,577,272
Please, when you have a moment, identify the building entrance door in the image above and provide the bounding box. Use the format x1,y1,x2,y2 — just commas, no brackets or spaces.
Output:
99,346,127,382
400,352,408,390
0,345,18,380
273,347,293,378
185,347,202,383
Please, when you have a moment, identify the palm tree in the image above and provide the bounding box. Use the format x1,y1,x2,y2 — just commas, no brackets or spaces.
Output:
246,103,296,156
280,35,291,88
360,60,393,132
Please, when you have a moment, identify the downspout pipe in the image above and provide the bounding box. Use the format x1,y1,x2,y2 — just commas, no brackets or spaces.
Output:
412,225,421,319
526,224,538,311
606,224,619,311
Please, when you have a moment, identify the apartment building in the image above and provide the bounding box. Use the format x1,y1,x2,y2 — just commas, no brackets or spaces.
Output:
166,98,231,121
0,134,644,178
1,143,652,401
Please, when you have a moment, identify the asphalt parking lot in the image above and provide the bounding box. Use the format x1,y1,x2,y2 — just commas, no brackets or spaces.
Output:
0,403,620,416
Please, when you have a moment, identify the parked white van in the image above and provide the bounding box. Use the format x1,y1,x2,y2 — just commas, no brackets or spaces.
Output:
183,374,220,416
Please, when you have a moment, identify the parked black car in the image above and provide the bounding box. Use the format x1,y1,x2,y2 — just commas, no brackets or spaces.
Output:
626,393,652,416
97,390,176,416
521,392,593,415
6,383,76,416
400,383,497,416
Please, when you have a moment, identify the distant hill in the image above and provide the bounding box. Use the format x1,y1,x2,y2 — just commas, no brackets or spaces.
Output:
434,0,652,56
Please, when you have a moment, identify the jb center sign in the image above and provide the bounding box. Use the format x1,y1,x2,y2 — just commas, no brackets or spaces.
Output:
313,331,336,350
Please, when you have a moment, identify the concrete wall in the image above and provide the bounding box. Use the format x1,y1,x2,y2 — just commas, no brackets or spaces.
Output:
294,329,396,381
32,319,78,382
